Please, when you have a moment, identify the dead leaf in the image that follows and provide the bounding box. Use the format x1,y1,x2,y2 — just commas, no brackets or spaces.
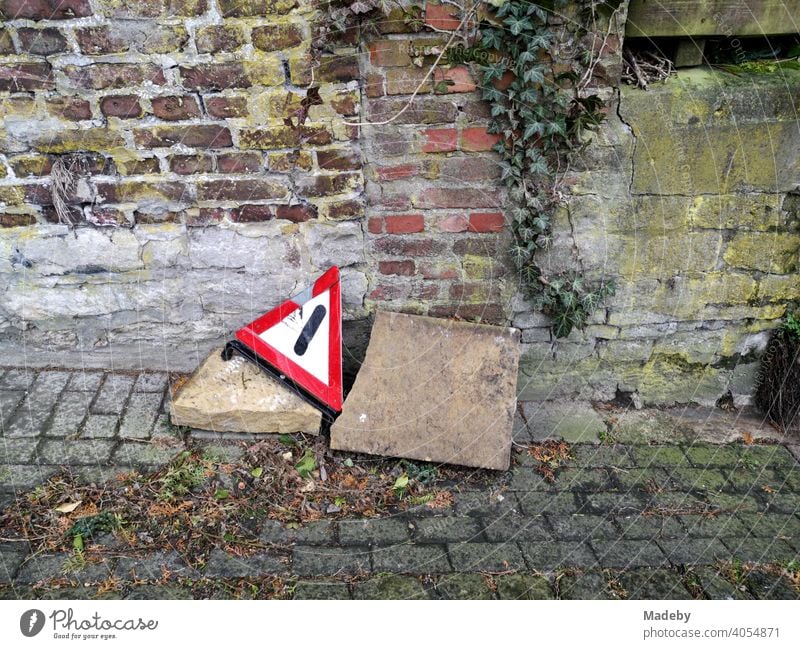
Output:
55,501,81,514
742,432,754,445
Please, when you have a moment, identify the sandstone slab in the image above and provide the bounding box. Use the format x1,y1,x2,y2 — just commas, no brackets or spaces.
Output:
170,348,321,434
330,311,520,470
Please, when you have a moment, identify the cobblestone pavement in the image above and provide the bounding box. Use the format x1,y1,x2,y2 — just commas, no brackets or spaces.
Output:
1,368,799,600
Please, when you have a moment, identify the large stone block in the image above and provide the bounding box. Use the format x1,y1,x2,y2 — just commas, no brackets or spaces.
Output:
170,348,321,434
331,311,520,470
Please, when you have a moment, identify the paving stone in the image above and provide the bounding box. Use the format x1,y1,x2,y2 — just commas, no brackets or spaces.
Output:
760,492,800,514
693,567,752,600
260,520,335,545
739,445,797,469
521,401,605,443
19,586,122,600
126,586,193,599
788,445,800,463
512,407,531,443
496,574,554,599
656,538,731,566
293,546,370,576
338,518,410,546
570,444,635,468
454,491,520,517
372,544,451,574
47,391,94,437
0,464,58,491
92,374,136,414
293,581,350,599
735,513,800,540
447,542,525,572
606,410,696,444
72,466,138,486
113,442,182,467
508,467,553,491
436,573,493,599
150,414,183,442
516,491,584,515
519,542,599,571
198,443,245,464
353,575,428,599
643,491,714,514
481,515,551,542
546,515,620,541
612,467,671,491
680,514,748,538
119,392,162,439
591,540,668,568
39,439,115,465
0,438,39,464
745,570,800,600
66,371,105,392
584,492,646,515
81,414,119,438
684,444,744,467
134,373,169,393
631,445,690,467
411,516,483,543
204,549,288,577
664,468,729,492
556,468,614,491
725,466,773,492
558,571,613,599
770,466,800,491
15,554,113,584
703,492,763,513
615,514,687,540
4,376,66,437
0,391,25,428
0,368,35,391
618,568,693,599
0,546,28,582
115,552,197,580
722,537,797,563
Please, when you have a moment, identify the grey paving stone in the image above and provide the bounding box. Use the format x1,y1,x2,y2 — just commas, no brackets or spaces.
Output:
33,371,72,392
81,414,119,438
739,445,797,469
15,554,113,584
134,373,169,393
556,468,614,491
125,585,193,599
656,538,731,566
92,374,136,414
702,492,764,513
293,581,350,599
150,414,183,442
47,391,94,437
519,541,598,571
522,401,605,442
115,552,197,580
495,574,554,599
570,444,635,468
643,491,713,514
260,520,335,546
118,392,162,440
512,407,531,443
481,515,551,542
663,468,729,492
447,542,525,573
66,371,104,392
372,544,451,574
723,537,798,563
339,518,409,546
204,549,288,577
631,445,690,467
615,514,687,540
693,567,752,600
584,492,646,515
292,546,370,576
4,374,68,438
0,546,28,582
684,444,744,468
0,391,25,428
198,443,245,464
16,586,122,600
0,464,58,491
558,571,613,599
759,492,800,514
590,540,669,568
72,466,138,486
411,516,483,543
516,491,584,515
454,491,520,517
0,368,35,391
618,568,693,599
353,575,428,599
113,442,181,467
508,467,553,491
436,573,493,599
612,467,672,491
745,570,800,600
680,514,749,538
0,438,39,464
546,515,620,541
39,439,115,465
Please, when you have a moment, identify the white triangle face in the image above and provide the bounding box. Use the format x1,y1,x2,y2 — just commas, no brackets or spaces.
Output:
258,289,330,385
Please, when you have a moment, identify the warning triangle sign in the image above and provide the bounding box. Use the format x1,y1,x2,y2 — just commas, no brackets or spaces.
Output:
226,266,343,417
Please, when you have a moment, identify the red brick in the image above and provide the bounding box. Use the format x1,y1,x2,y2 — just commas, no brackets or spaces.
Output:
135,210,184,224
369,284,411,300
376,164,419,182
169,154,213,175
440,157,501,182
276,203,316,222
368,40,411,67
461,127,501,152
217,0,295,17
425,2,460,30
317,55,359,83
364,72,385,98
434,66,476,93
0,63,53,91
385,214,424,234
438,214,468,232
151,96,200,121
317,149,361,171
63,64,165,90
368,97,458,125
330,91,359,116
217,152,262,174
45,96,92,120
379,260,415,276
301,125,333,146
368,217,383,234
195,24,245,53
416,188,501,209
428,303,505,324
187,207,225,227
453,238,499,256
134,125,232,148
468,211,505,233
205,95,248,118
230,204,273,223
239,126,299,149
373,237,446,257
17,27,67,55
1,0,91,20
423,128,457,153
195,179,288,201
295,173,361,198
385,67,432,95
100,0,206,18
411,282,440,300
94,181,187,203
86,207,129,227
0,213,37,227
100,95,143,118
419,262,459,280
327,199,363,220
180,63,250,90
252,24,303,51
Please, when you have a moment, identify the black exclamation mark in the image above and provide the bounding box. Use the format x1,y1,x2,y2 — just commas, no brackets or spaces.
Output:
293,305,327,356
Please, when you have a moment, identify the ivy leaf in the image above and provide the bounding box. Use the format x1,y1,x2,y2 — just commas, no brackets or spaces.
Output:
250,467,263,478
295,449,317,479
214,489,229,500
504,16,533,36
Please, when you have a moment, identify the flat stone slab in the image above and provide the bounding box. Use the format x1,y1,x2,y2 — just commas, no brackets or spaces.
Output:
170,348,321,434
330,311,520,471
521,401,606,442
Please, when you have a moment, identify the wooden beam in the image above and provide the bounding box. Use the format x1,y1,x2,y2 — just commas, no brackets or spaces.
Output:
626,0,798,38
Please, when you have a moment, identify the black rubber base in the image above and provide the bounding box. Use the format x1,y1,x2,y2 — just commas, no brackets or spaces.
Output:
222,340,338,423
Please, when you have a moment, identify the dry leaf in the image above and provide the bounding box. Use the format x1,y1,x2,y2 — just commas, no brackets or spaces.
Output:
55,501,81,514
742,432,754,445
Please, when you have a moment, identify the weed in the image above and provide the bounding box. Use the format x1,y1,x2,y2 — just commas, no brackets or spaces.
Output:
156,451,209,501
